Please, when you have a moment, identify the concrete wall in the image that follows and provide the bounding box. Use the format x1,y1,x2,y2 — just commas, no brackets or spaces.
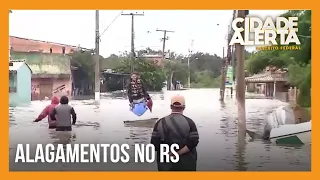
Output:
31,77,71,100
9,63,32,106
11,52,71,75
9,73,18,106
246,83,255,92
274,82,289,102
11,51,72,101
18,63,32,103
276,81,288,92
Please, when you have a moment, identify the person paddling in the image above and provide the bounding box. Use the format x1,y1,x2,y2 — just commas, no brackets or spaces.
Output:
34,96,59,129
127,72,153,112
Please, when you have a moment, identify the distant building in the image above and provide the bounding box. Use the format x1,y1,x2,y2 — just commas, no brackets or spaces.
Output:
10,36,89,54
9,60,32,106
140,54,164,68
10,36,89,100
245,66,289,101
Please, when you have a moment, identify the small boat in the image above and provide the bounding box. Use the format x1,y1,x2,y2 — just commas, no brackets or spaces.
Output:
269,121,311,145
246,105,311,145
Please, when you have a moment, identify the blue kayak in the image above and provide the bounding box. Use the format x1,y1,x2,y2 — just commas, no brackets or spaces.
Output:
131,101,148,116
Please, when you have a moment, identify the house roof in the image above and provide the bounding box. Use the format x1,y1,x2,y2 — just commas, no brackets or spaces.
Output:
245,71,287,83
9,59,32,73
10,36,91,54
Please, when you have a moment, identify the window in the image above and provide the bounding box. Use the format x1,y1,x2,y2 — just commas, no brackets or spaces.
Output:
50,48,53,53
9,71,17,93
62,47,66,54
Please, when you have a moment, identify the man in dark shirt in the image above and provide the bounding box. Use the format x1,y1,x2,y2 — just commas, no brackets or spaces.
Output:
151,95,199,171
50,96,77,131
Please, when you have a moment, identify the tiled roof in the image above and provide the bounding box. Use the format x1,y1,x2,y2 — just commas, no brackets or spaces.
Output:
245,72,287,83
10,36,91,54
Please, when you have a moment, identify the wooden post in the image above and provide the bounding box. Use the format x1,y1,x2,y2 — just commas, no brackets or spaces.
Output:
273,81,276,98
235,10,246,136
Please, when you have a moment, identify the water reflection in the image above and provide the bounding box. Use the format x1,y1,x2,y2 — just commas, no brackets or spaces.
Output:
74,121,100,130
49,130,77,145
235,132,248,171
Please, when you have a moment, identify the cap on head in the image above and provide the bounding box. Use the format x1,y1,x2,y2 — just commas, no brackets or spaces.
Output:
170,94,185,108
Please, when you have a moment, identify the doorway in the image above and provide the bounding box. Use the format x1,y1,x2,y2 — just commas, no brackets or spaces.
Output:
39,83,53,100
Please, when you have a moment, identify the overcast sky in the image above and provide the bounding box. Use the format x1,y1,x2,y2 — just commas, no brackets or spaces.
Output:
9,10,287,57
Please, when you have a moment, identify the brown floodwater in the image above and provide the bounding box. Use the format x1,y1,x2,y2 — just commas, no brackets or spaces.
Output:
9,89,311,171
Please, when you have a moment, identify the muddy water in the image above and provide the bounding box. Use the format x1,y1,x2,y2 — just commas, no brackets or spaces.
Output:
9,89,311,171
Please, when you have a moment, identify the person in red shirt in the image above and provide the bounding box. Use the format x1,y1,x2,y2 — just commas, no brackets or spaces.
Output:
34,96,59,129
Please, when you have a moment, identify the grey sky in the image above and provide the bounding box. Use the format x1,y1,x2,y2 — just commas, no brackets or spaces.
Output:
9,10,287,57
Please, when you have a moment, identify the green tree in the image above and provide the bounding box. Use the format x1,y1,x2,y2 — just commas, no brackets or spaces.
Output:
115,58,166,91
101,47,226,90
191,71,221,88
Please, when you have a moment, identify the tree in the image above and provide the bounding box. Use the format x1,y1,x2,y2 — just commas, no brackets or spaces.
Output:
164,60,189,90
100,47,226,90
244,10,311,107
115,58,166,91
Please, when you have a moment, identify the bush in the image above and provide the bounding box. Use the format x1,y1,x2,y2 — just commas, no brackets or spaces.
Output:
288,63,311,107
191,71,221,88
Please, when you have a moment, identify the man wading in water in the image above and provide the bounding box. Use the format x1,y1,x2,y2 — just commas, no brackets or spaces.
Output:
127,72,152,112
50,96,77,131
151,95,199,171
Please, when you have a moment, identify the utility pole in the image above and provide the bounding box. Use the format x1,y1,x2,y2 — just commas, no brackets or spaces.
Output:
231,44,236,96
187,40,194,89
220,10,236,102
220,13,235,102
121,12,144,72
223,47,225,59
94,10,100,104
236,10,247,136
156,29,174,59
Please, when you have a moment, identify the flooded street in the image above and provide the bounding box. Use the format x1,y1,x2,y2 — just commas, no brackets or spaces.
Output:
9,89,311,171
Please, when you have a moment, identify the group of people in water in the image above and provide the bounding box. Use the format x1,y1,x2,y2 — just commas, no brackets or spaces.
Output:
34,72,152,131
33,72,199,171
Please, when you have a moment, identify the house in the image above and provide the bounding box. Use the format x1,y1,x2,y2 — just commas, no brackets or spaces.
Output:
9,60,32,106
245,66,289,101
10,36,90,100
141,54,164,68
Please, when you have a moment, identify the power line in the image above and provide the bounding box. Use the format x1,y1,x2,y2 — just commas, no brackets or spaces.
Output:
100,11,123,39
